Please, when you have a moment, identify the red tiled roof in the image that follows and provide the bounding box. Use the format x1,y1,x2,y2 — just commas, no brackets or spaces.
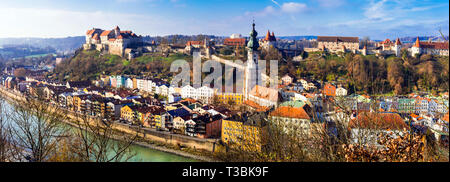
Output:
86,29,95,35
243,100,269,112
224,38,246,46
323,83,336,97
186,41,204,46
270,106,310,119
442,113,449,123
350,112,408,130
381,39,393,44
418,42,449,50
100,30,111,36
182,98,197,104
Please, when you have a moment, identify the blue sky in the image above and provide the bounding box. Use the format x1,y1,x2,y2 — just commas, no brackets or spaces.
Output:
0,0,448,39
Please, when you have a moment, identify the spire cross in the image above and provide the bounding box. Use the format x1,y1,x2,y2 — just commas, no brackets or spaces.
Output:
252,19,255,29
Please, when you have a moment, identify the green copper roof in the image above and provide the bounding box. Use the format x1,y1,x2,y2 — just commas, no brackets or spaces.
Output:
247,22,259,51
280,100,306,108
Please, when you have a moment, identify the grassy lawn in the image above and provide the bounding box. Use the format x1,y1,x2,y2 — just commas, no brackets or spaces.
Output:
136,53,191,64
105,54,123,64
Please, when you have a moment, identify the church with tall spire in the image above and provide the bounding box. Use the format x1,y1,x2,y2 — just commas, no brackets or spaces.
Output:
243,21,281,107
244,21,261,100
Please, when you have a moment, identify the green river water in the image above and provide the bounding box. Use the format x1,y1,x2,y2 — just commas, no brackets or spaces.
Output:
0,97,198,162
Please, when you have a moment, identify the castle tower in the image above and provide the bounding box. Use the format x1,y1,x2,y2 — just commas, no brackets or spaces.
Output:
265,30,271,41
411,37,421,57
244,21,260,100
114,26,121,37
394,38,402,57
262,30,276,49
203,38,209,49
362,45,367,56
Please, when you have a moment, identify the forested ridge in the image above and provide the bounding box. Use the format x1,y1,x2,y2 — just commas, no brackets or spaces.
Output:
53,48,449,95
52,49,192,81
280,50,449,95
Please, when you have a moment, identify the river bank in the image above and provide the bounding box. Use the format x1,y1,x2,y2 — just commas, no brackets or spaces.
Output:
0,86,219,162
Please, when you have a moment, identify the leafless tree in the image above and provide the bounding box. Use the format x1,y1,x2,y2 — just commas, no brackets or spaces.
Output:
70,113,138,162
3,94,138,162
6,97,71,162
0,97,11,161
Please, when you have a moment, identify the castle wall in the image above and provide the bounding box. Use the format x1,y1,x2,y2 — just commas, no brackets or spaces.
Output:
318,41,359,52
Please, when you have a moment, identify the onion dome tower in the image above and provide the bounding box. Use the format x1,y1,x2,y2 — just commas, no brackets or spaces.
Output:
245,21,261,100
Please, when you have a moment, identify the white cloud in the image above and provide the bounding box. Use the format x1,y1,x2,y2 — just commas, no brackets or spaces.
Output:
243,1,307,20
364,0,389,20
244,6,277,17
281,2,307,13
327,0,449,39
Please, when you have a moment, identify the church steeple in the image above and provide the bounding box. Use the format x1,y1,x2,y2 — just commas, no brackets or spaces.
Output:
247,21,260,51
244,21,261,100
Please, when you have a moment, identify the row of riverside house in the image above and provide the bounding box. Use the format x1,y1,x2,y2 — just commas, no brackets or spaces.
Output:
0,74,237,142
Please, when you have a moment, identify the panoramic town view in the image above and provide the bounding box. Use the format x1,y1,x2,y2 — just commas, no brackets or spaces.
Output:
0,0,449,164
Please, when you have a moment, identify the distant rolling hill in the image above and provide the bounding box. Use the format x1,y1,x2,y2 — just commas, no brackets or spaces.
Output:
0,36,85,54
276,36,317,40
0,44,57,60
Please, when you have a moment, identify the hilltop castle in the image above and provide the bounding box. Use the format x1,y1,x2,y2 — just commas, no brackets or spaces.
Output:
261,30,277,50
409,37,449,57
83,26,143,58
